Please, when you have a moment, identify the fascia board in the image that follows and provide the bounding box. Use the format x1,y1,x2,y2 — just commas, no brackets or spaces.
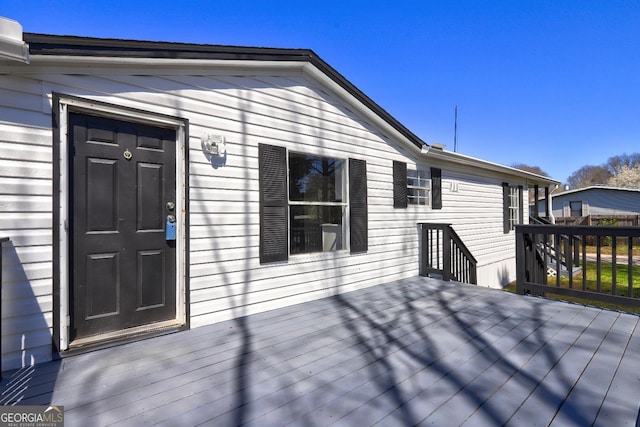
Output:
424,148,560,186
15,55,306,75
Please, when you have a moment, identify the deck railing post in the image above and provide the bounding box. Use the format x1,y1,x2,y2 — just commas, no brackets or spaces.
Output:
515,226,525,294
419,224,428,276
442,226,451,281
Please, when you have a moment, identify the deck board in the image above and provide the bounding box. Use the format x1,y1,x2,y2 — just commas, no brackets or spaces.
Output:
422,304,579,426
593,316,640,426
461,306,597,426
1,276,639,426
507,310,617,426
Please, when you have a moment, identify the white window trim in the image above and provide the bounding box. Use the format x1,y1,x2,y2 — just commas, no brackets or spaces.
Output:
407,168,432,206
508,186,521,231
287,151,350,256
569,200,583,217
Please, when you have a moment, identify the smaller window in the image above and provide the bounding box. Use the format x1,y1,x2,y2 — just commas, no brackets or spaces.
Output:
508,186,521,231
569,201,582,217
503,183,523,233
407,169,431,206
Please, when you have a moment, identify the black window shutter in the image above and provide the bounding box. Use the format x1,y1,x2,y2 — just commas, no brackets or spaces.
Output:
393,161,407,208
350,159,368,253
431,167,442,210
502,182,510,234
518,185,524,225
259,144,288,263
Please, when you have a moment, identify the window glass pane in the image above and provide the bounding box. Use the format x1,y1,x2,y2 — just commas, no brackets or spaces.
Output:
407,169,430,206
290,205,345,254
507,186,521,230
289,153,345,202
570,201,582,217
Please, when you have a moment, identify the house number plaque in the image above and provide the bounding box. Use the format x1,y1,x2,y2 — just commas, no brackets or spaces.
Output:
123,149,133,160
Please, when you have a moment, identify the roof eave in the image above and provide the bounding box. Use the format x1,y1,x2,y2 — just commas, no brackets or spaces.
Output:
424,148,560,186
554,185,640,197
22,33,427,152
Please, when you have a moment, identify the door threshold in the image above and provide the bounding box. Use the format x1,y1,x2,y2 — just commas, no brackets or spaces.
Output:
64,320,186,356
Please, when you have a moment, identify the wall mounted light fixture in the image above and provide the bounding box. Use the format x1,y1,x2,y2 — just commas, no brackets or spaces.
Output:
201,134,226,157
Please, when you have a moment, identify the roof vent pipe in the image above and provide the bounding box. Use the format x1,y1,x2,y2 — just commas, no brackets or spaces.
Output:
0,17,30,63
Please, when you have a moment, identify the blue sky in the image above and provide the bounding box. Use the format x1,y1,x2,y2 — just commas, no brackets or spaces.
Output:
3,1,639,183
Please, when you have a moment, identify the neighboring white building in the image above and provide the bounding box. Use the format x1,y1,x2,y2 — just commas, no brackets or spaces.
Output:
0,18,558,372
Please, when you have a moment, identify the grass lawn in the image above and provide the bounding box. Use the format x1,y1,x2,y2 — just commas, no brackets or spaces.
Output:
585,244,640,256
505,260,640,315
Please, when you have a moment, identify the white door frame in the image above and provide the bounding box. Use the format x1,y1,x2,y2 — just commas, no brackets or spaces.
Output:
55,95,188,351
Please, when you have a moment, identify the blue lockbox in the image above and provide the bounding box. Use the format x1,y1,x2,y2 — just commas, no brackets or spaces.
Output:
166,216,176,241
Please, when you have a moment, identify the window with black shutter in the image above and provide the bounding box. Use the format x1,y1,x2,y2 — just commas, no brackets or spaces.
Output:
395,162,441,209
259,144,368,262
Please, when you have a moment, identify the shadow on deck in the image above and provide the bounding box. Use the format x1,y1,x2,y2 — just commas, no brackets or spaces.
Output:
1,276,639,426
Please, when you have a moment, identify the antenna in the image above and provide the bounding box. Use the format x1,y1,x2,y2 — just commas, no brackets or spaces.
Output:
453,105,458,153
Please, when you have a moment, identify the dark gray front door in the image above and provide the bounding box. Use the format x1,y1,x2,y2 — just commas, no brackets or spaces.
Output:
70,113,177,341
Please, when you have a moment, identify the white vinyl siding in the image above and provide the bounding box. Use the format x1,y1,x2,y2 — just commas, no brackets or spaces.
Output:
431,168,530,286
1,64,532,371
0,70,420,369
0,120,54,370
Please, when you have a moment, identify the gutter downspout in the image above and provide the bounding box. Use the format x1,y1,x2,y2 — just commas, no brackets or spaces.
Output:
548,184,559,224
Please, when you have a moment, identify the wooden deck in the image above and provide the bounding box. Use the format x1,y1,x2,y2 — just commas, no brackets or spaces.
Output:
1,277,639,426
